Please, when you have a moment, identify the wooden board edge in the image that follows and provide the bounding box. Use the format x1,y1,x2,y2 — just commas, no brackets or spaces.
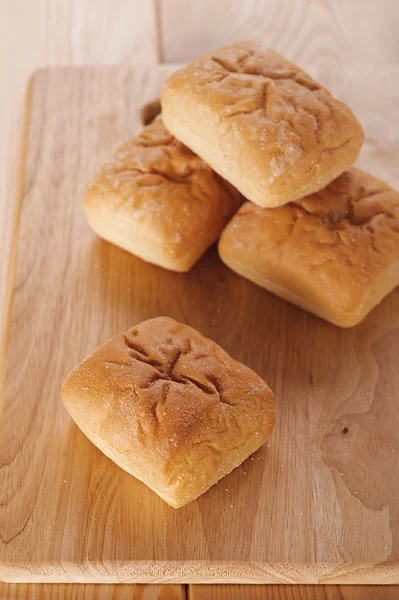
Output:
0,71,35,411
1,561,399,584
20,63,184,77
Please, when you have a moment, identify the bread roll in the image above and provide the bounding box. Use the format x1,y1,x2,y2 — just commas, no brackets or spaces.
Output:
61,317,275,508
219,169,399,328
83,118,242,272
161,42,364,208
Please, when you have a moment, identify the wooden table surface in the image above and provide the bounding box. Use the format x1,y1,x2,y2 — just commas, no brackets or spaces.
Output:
1,1,399,598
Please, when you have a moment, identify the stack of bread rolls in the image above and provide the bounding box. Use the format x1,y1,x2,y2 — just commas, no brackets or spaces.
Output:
65,42,399,507
84,42,399,328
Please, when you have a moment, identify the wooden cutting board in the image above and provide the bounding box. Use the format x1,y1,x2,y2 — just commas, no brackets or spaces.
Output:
1,64,399,585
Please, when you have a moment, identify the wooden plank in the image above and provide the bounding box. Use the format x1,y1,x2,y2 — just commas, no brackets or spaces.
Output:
0,63,399,584
0,0,158,365
0,583,185,599
0,584,185,599
158,0,399,66
189,585,397,599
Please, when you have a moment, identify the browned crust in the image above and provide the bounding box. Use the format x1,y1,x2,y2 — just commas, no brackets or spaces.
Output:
61,317,275,507
83,118,242,271
161,42,364,207
219,168,399,327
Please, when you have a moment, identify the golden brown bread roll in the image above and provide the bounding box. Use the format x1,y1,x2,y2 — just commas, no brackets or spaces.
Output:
61,317,276,508
161,42,364,208
84,118,242,272
219,168,399,328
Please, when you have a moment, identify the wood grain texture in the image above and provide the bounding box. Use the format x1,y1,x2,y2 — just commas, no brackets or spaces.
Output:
189,585,399,599
1,64,399,584
0,583,185,599
0,0,158,358
159,0,399,65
